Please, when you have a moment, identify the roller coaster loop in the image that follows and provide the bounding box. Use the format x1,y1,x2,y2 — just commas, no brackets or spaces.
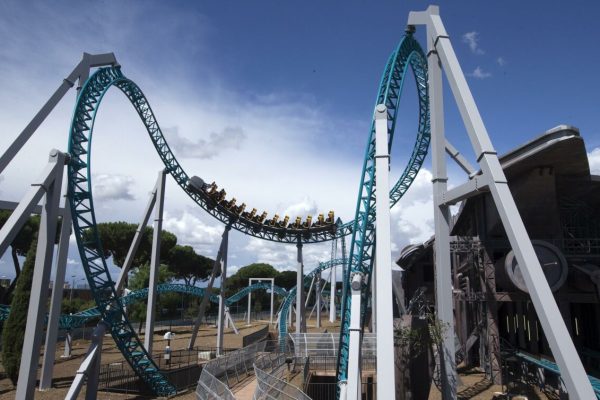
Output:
66,31,428,395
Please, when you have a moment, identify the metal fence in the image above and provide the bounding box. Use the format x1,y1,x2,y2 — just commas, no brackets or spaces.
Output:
196,341,266,399
98,346,235,394
253,351,311,400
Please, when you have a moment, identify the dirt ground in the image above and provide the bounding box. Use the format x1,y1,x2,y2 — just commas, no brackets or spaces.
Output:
0,317,555,399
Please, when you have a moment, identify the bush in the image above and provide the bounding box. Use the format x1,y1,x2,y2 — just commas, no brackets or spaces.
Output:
1,236,37,385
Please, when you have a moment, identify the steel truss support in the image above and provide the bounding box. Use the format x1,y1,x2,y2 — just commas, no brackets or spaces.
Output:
345,273,364,400
64,321,108,400
225,306,239,334
296,239,306,333
374,104,397,398
315,272,322,328
39,205,72,390
330,247,337,322
216,226,230,356
247,278,275,325
115,180,159,294
408,6,595,398
0,53,117,176
144,169,166,356
7,150,67,400
188,224,231,350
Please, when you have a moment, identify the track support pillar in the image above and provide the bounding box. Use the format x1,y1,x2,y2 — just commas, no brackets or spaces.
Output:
15,150,66,400
144,169,166,356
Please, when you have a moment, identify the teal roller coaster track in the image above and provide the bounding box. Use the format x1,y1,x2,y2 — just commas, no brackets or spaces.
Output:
66,31,428,395
0,282,287,331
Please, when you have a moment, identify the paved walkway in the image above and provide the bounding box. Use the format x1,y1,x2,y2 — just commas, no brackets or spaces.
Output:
233,377,258,400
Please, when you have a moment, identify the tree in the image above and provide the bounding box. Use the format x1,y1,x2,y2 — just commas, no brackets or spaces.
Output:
92,222,177,268
0,211,39,302
127,264,174,332
1,236,37,385
275,270,297,290
168,245,214,286
226,263,279,312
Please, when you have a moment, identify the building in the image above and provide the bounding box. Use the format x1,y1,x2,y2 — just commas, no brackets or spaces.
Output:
397,125,600,387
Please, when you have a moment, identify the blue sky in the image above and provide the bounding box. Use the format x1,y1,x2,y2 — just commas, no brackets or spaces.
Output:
1,1,599,283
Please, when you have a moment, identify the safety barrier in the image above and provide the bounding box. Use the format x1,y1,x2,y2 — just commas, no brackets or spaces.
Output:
253,351,311,400
196,341,266,399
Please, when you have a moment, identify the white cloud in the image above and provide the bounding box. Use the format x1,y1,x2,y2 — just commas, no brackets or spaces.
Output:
497,57,506,66
390,169,435,252
283,197,319,219
588,147,600,175
165,126,246,159
67,258,78,265
92,174,136,201
467,67,492,80
462,31,484,55
163,209,222,253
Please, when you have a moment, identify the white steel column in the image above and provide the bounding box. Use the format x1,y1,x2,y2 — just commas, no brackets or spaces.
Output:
144,169,166,356
188,225,229,350
16,150,66,400
270,279,274,324
346,273,364,400
408,6,595,398
374,104,396,398
329,261,336,322
115,182,158,294
316,272,321,328
247,279,252,325
40,206,72,390
296,239,305,333
216,228,230,356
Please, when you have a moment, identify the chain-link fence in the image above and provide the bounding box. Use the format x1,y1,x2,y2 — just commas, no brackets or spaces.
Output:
196,341,266,399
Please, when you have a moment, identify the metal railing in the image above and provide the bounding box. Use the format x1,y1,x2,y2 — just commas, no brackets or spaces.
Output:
196,341,266,399
253,351,311,400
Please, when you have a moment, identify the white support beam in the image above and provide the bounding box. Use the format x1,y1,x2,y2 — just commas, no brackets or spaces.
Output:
445,139,476,176
437,176,489,207
0,53,117,176
40,206,72,390
296,240,305,333
216,228,230,356
15,150,66,400
115,182,158,294
345,273,364,400
188,225,230,350
374,104,396,398
409,6,596,399
144,169,166,356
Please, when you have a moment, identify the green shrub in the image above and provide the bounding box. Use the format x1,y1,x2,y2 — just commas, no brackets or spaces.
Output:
1,236,37,385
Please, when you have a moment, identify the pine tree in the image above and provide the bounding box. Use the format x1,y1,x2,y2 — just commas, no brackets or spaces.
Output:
2,236,37,385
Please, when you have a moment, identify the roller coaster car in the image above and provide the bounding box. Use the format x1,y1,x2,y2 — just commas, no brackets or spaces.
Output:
302,215,312,228
186,176,207,193
207,182,218,194
326,211,334,224
278,215,290,229
215,189,226,202
256,211,267,224
292,216,302,229
234,203,246,215
226,198,237,209
314,213,325,227
242,208,257,220
267,214,280,226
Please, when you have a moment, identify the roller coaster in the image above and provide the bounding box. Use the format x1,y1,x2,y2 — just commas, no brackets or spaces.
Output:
2,5,596,399
60,30,429,396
